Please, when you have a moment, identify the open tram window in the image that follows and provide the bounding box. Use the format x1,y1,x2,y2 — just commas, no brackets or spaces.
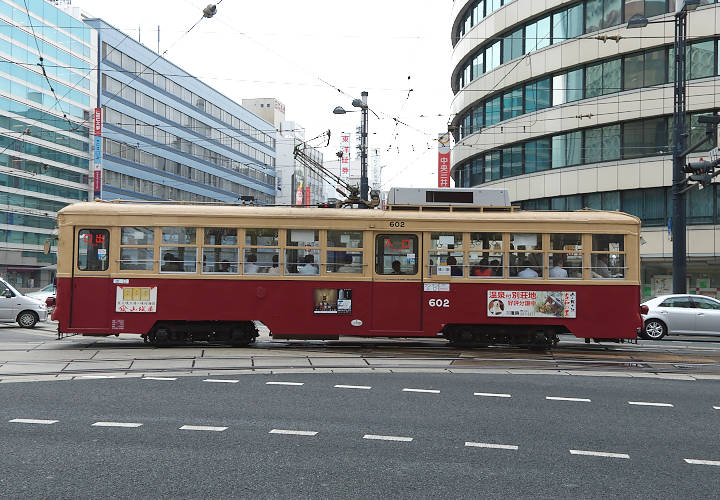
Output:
326,230,364,274
119,227,154,271
203,228,238,274
548,233,582,279
591,234,625,279
468,232,503,278
77,229,109,271
161,227,197,273
509,233,543,278
375,234,418,275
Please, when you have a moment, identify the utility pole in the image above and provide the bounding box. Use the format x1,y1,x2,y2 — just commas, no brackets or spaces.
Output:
359,91,369,202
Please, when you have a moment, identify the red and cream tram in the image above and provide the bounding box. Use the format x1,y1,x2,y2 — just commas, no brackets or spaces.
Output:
53,192,643,347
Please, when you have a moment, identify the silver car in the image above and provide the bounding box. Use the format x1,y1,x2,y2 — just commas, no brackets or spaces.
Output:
641,294,720,340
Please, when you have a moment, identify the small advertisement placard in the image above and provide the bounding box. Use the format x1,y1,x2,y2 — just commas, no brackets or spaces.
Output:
115,286,157,313
487,290,576,318
313,288,352,314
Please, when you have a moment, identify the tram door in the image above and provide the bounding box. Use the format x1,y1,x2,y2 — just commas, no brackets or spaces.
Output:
371,233,423,332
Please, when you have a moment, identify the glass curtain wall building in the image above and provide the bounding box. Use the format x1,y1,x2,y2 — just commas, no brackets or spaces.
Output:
450,0,720,299
0,0,93,289
83,19,276,206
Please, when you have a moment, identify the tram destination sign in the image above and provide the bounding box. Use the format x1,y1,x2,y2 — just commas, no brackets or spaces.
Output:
487,290,576,318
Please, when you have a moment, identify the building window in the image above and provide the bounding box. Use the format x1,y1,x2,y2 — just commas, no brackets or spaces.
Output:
688,40,715,80
525,138,551,173
503,28,524,63
502,87,523,120
485,96,501,126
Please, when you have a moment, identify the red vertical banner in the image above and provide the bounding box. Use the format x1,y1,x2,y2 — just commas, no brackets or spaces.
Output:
437,132,451,188
93,107,103,200
305,186,311,205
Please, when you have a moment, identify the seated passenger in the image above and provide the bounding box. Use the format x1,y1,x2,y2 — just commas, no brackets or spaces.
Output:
244,253,260,274
517,260,538,278
472,257,492,276
298,254,319,275
336,254,356,273
592,254,611,278
490,259,502,276
162,252,182,272
267,254,281,275
549,255,568,278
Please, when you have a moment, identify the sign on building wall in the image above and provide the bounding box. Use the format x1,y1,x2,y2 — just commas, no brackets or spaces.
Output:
438,132,451,188
340,133,351,178
93,107,102,199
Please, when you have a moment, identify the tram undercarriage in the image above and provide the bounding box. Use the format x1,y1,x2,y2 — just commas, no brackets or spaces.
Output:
143,321,258,346
442,324,562,349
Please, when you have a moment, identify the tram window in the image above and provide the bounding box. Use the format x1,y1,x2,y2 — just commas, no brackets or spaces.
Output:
245,228,278,246
375,234,418,275
591,253,625,279
120,248,154,271
509,233,542,278
160,246,197,273
121,227,153,245
430,232,463,249
204,228,237,245
162,227,196,245
548,253,582,279
327,251,363,274
244,248,280,274
285,249,320,275
429,252,464,277
203,248,238,273
592,234,624,252
327,230,363,248
287,229,319,247
77,229,109,271
468,232,503,278
550,233,582,251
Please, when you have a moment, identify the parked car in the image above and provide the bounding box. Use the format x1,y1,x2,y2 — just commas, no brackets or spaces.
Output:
641,294,720,340
0,278,48,328
25,283,56,303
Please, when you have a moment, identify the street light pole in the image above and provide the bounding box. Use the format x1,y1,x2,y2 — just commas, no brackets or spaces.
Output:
358,91,369,202
671,8,689,294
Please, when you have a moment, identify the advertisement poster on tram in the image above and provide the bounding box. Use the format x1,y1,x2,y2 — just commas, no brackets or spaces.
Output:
487,290,576,318
115,286,158,313
313,288,352,314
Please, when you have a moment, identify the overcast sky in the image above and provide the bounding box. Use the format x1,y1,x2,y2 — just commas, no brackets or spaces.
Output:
73,0,455,192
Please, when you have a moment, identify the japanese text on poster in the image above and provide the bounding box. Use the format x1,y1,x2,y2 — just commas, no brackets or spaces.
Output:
487,290,576,318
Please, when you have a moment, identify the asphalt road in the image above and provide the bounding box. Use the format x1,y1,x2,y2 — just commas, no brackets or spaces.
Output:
1,373,719,499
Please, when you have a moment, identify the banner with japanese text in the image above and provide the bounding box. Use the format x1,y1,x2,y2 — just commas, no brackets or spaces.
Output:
487,290,577,318
438,132,451,188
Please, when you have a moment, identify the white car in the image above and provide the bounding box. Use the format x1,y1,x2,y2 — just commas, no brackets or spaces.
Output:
25,283,56,303
641,294,720,340
0,278,48,328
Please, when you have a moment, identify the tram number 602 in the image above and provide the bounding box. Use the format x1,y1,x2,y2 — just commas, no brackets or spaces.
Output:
428,298,450,308
389,221,405,228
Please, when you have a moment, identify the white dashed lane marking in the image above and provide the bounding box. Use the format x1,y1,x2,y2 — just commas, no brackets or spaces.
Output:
628,401,674,407
265,382,304,386
9,418,58,425
203,379,239,384
142,377,177,381
402,388,440,394
570,449,630,459
179,425,228,432
363,434,413,442
269,429,318,436
474,392,512,398
80,375,115,379
334,385,372,390
713,406,720,410
92,422,143,428
684,458,720,466
465,442,518,450
546,396,592,402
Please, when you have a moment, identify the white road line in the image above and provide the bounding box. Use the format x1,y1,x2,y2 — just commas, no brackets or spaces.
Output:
203,379,239,384
713,406,720,410
363,434,413,442
402,388,440,394
179,425,228,432
628,401,674,407
9,418,58,425
92,422,143,428
570,449,630,459
269,429,318,436
265,382,304,386
465,442,518,450
474,392,512,398
79,375,115,379
142,377,177,381
684,458,720,466
546,396,592,402
334,384,372,390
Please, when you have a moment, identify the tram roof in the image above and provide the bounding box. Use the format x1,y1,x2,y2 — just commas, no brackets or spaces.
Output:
58,202,640,226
